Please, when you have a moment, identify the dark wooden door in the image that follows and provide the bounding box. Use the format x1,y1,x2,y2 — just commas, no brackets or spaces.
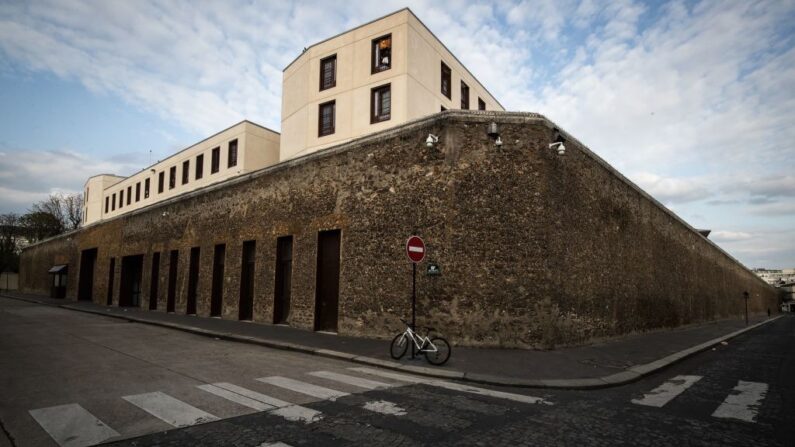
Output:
273,236,293,324
167,250,178,312
187,247,200,315
314,230,340,332
119,255,143,307
78,248,97,301
107,258,115,305
239,241,256,321
149,252,160,310
210,244,225,317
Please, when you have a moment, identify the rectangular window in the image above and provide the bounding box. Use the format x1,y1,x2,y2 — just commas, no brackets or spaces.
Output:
461,81,469,110
211,147,220,173
169,166,176,189
228,139,238,168
478,97,486,111
196,154,204,180
112,193,116,211
85,187,89,202
182,160,189,184
441,62,451,99
320,54,336,90
371,84,391,123
158,172,164,193
441,105,447,112
318,100,335,136
145,178,150,198
135,182,141,202
119,190,124,208
371,34,391,74
105,196,109,213
126,186,132,205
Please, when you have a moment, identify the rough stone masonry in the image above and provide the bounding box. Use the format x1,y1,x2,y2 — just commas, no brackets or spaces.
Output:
18,111,779,348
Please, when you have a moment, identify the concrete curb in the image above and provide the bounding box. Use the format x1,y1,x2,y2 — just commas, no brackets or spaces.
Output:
1,293,781,389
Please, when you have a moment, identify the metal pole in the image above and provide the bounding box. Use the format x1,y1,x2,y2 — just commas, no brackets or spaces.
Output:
411,262,416,359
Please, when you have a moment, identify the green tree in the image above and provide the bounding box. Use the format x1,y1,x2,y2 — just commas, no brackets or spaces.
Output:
0,213,22,273
20,210,62,243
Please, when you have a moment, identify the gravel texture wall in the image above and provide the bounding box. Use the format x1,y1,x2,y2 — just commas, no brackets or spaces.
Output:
19,111,778,348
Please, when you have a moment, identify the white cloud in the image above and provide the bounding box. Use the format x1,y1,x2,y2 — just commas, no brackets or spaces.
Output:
711,231,753,242
632,172,711,204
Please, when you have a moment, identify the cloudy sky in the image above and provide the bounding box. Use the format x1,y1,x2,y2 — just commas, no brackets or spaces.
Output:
0,0,793,268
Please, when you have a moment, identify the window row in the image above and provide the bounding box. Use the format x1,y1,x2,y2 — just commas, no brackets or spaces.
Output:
319,34,392,93
104,140,238,214
441,61,487,111
318,84,391,137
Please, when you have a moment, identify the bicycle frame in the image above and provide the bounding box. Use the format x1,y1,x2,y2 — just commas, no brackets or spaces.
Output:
399,326,439,353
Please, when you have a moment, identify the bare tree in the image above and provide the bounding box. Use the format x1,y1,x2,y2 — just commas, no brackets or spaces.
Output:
0,213,22,273
30,192,83,232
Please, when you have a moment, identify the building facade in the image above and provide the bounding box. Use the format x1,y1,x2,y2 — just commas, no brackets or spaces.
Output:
19,9,779,348
279,8,503,161
82,121,279,226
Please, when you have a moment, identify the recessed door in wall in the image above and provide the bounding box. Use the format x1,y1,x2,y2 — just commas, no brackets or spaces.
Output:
78,248,97,301
273,236,293,324
119,255,144,307
314,229,340,332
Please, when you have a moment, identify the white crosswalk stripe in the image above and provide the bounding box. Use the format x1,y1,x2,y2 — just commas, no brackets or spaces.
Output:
201,382,323,424
122,391,218,427
712,380,768,422
212,382,293,408
349,367,552,405
307,370,395,390
258,442,293,447
631,375,703,407
257,376,349,400
29,403,119,447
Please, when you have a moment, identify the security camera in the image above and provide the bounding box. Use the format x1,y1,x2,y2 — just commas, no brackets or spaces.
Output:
426,134,439,148
549,142,565,156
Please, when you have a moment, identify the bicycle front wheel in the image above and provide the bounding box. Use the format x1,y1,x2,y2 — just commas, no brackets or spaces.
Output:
425,337,451,365
390,333,408,359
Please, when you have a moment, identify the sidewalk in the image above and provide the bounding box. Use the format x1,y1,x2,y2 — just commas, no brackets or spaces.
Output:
0,291,780,389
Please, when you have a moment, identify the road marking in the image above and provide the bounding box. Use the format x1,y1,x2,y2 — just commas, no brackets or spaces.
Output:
257,376,349,400
122,391,218,427
631,375,703,407
212,382,292,408
712,380,768,422
258,443,293,447
198,384,275,411
29,403,120,447
363,400,407,416
208,382,322,424
350,367,552,405
308,370,395,390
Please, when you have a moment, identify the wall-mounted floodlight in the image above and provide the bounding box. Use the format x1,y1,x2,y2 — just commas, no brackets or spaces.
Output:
426,134,439,148
495,136,503,148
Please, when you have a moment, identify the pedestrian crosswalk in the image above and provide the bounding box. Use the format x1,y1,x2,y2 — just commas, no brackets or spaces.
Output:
632,375,770,423
27,367,549,447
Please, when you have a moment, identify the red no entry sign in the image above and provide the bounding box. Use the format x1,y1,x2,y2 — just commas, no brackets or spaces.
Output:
406,236,426,263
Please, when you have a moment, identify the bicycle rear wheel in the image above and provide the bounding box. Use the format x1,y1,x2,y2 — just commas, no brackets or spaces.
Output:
390,333,409,359
425,337,451,365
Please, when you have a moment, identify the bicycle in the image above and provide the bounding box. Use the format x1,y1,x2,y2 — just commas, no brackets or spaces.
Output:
390,318,451,365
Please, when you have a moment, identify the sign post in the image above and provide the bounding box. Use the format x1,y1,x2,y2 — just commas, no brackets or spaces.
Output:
406,236,426,359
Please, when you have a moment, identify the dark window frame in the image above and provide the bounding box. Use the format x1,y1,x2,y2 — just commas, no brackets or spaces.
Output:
158,172,164,193
196,154,204,180
145,178,150,198
318,100,336,137
112,193,116,211
228,139,238,168
105,196,109,213
371,34,392,74
135,182,141,202
441,62,451,99
370,83,391,124
182,160,190,185
211,147,220,174
319,54,337,91
119,189,124,208
478,97,486,111
461,81,469,110
169,166,176,190
126,186,132,205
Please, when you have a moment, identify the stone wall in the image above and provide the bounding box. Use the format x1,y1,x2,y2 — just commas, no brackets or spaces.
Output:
19,111,778,348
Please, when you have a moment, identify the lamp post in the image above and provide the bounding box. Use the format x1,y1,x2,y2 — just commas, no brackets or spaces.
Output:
743,291,749,326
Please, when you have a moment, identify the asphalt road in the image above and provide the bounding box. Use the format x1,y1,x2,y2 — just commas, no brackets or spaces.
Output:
1,297,793,446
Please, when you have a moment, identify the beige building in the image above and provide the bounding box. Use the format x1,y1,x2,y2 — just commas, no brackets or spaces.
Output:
82,121,279,226
80,8,501,226
280,8,504,161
